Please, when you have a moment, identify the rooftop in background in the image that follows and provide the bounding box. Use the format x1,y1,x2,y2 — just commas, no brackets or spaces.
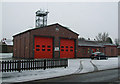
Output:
78,40,116,47
78,40,104,47
0,42,6,45
0,39,13,45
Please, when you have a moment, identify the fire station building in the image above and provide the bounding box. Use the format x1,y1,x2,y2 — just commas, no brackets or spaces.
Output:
13,10,118,59
13,23,118,59
13,23,79,59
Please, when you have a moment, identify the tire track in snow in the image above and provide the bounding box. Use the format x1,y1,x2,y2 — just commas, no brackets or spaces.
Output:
90,60,98,71
74,60,83,73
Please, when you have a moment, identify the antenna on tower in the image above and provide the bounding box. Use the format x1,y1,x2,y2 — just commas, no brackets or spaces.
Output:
35,9,49,28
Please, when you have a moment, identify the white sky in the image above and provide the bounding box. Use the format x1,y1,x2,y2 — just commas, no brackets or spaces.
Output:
1,0,119,2
1,1,119,42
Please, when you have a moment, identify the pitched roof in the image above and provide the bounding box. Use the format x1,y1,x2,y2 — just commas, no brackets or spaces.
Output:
96,42,116,46
0,41,7,45
13,23,79,37
78,40,117,47
0,40,13,45
78,40,104,47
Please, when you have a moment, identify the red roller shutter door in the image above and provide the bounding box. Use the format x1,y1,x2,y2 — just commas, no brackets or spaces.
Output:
60,39,75,58
34,36,53,59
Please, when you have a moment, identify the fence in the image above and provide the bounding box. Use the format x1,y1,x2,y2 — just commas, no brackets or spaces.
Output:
1,59,68,72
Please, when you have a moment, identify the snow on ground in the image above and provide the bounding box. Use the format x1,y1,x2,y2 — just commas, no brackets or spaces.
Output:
0,53,118,83
2,59,81,83
92,57,118,70
0,53,13,60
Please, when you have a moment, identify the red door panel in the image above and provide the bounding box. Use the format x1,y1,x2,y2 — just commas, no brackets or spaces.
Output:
60,39,75,58
34,36,53,59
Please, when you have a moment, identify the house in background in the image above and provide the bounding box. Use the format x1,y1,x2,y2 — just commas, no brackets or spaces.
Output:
103,43,117,57
77,40,105,58
77,40,118,58
0,39,13,53
117,46,120,55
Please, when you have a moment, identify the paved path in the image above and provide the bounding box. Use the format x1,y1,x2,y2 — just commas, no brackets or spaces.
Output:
74,59,97,74
74,60,83,73
90,60,98,71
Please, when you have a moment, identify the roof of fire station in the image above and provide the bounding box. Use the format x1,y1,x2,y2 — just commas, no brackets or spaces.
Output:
13,23,79,37
78,40,117,47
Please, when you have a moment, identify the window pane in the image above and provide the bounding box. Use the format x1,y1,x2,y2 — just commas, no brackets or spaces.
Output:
36,49,40,51
61,46,64,48
47,46,51,48
47,49,51,51
66,46,68,48
66,49,68,51
70,46,73,48
42,49,45,51
61,49,64,51
42,45,45,47
36,45,40,47
70,49,73,51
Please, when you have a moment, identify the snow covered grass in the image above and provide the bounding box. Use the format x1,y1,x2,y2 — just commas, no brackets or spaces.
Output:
92,57,118,70
2,59,81,83
0,53,13,60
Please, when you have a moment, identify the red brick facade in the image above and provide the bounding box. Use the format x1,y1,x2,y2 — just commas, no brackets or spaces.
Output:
77,46,105,58
13,23,78,59
104,45,118,56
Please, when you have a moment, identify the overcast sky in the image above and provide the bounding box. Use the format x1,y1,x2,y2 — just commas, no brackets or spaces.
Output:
2,2,118,41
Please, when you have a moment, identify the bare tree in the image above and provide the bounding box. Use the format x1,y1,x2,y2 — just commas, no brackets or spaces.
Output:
96,32,109,42
96,33,102,42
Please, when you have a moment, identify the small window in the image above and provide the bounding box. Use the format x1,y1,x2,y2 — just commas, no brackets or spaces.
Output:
88,48,90,53
70,49,73,51
36,45,40,47
42,49,45,51
61,49,64,51
66,46,68,48
66,49,68,51
47,46,51,48
42,45,45,47
61,46,64,48
36,49,40,51
70,46,73,48
47,49,51,51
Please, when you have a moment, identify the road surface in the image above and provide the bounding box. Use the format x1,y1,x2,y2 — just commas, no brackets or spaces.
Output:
19,69,120,84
